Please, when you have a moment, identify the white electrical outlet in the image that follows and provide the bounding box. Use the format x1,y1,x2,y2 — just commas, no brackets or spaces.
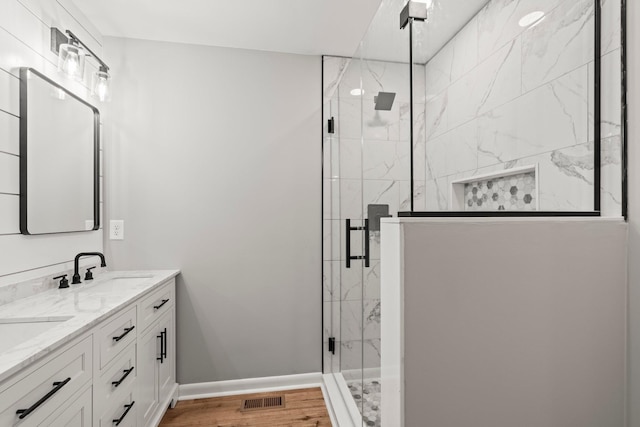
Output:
110,220,124,240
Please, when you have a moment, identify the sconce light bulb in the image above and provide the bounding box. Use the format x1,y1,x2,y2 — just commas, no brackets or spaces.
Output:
92,70,111,102
57,43,85,81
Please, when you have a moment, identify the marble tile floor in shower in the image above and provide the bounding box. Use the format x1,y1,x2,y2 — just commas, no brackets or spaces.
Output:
348,379,381,427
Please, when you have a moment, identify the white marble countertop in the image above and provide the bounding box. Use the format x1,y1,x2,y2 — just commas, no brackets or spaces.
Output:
0,270,179,383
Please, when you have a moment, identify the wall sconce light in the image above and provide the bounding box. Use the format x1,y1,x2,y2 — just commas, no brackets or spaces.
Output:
51,27,111,101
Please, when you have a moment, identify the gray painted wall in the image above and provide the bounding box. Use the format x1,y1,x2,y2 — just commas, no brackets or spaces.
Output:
628,1,640,425
103,38,322,383
400,219,627,427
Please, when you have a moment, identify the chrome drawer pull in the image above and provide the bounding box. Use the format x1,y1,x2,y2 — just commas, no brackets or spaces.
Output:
113,401,135,426
16,377,71,419
112,326,135,342
112,367,135,388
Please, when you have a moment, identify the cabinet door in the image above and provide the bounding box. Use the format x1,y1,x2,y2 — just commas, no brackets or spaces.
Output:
137,327,160,427
41,384,92,426
157,311,174,404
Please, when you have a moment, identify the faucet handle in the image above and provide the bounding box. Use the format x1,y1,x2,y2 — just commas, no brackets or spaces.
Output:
84,266,97,281
53,274,69,289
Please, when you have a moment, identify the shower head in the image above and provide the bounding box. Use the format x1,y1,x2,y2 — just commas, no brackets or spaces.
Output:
374,92,396,111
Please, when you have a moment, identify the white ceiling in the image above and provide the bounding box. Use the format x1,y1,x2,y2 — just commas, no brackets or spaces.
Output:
73,0,489,63
72,0,382,57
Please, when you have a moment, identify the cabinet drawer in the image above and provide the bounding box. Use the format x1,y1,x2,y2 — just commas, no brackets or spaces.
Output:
43,383,92,426
96,344,137,412
99,388,136,427
98,306,136,369
138,279,174,333
0,335,92,426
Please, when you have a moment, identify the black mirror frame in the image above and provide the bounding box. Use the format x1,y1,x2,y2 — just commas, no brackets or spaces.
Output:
19,67,100,235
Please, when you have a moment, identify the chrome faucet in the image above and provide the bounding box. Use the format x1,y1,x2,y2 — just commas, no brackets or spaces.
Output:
72,252,106,284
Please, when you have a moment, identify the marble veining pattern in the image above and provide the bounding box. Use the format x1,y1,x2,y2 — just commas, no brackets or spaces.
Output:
423,0,621,215
0,270,179,383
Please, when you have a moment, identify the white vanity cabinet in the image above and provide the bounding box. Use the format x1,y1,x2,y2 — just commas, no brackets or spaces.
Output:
0,335,93,426
0,273,178,427
137,281,176,427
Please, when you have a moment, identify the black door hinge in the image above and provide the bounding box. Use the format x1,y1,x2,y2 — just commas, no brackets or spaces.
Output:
328,337,336,355
328,117,335,134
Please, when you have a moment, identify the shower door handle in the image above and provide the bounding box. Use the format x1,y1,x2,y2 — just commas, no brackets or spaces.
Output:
346,219,370,269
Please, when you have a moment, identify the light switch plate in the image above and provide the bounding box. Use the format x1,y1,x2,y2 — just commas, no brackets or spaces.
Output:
110,220,124,240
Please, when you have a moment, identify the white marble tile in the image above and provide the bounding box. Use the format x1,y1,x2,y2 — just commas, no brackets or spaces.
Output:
400,102,425,143
362,339,381,370
323,299,341,344
339,179,363,220
341,299,363,342
362,180,400,216
364,261,381,300
339,58,411,104
478,66,589,167
323,219,343,261
425,89,449,139
323,56,351,101
426,120,478,178
399,180,427,212
323,178,340,220
521,0,594,92
338,97,362,140
477,0,562,61
323,136,339,179
340,340,363,371
588,49,622,142
602,0,622,55
363,140,410,181
601,135,622,216
425,42,453,98
412,64,427,104
341,261,364,302
363,102,402,141
323,261,338,302
451,16,479,81
362,299,381,341
424,177,449,211
339,138,363,180
449,39,522,130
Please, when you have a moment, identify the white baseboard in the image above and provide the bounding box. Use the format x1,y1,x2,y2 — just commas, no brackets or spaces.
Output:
178,372,323,401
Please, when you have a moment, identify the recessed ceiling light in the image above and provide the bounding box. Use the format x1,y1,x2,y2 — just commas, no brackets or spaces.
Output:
350,88,364,96
519,11,545,28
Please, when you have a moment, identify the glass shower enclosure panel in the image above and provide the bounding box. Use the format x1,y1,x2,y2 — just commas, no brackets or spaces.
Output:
322,0,413,425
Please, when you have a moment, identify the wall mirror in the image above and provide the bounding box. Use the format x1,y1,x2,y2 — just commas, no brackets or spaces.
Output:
19,67,100,235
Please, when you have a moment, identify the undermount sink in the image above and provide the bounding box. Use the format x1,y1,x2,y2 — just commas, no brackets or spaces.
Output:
0,316,73,354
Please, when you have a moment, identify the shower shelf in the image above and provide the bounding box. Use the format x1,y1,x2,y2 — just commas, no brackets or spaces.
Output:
449,165,539,212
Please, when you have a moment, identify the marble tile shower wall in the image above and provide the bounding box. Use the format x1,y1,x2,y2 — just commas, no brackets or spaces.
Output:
323,56,425,374
423,0,622,215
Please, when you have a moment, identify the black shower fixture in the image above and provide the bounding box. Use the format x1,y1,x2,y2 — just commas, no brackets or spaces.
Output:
374,92,396,111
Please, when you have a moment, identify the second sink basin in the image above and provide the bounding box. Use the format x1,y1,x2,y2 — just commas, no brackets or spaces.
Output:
0,316,73,354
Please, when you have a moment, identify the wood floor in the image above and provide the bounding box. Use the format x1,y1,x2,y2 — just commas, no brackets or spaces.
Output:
159,387,332,427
